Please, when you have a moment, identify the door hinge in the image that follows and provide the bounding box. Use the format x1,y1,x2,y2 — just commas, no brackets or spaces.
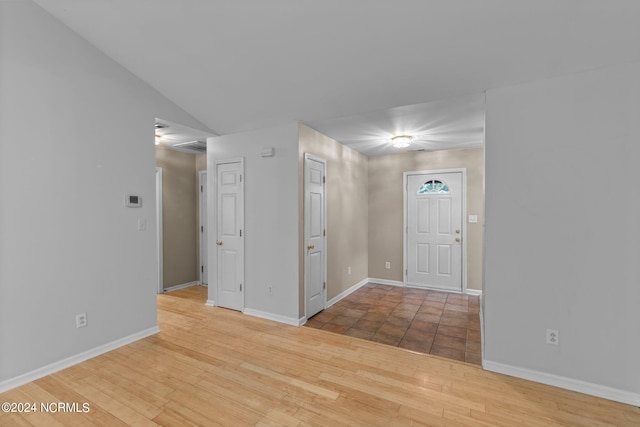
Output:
201,265,204,273
201,225,204,233
240,174,242,182
323,281,326,290
200,185,203,192
323,229,326,237
323,176,326,184
240,284,243,291
406,269,408,276
240,229,242,237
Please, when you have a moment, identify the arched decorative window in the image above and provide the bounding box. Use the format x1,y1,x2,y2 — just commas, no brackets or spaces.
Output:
418,179,449,194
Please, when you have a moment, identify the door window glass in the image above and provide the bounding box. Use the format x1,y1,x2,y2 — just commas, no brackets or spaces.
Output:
418,179,449,194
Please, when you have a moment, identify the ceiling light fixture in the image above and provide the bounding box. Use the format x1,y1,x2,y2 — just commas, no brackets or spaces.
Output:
391,135,413,148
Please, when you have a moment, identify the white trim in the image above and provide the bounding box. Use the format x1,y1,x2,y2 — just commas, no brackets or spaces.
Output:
0,326,159,394
205,299,216,307
465,288,483,296
162,281,200,293
483,360,640,407
326,278,369,308
243,308,305,327
198,170,208,285
155,167,163,294
403,168,467,293
367,278,404,287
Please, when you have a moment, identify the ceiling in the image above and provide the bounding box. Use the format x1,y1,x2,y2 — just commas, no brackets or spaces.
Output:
155,119,216,154
33,1,640,155
307,93,485,156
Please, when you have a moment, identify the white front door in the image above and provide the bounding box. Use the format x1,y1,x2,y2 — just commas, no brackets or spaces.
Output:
199,171,208,285
216,160,244,311
304,154,326,319
406,171,463,291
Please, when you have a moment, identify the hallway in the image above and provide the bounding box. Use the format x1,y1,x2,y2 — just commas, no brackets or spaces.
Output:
306,283,481,365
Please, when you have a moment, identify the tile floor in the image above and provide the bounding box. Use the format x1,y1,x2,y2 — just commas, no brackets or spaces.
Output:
305,283,481,365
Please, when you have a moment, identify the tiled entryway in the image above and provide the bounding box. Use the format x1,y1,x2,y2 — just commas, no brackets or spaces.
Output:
305,283,481,365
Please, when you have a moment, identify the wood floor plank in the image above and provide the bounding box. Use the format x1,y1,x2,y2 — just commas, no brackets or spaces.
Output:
1,286,639,426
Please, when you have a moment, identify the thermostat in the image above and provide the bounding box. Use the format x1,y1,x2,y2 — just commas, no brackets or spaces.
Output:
125,194,142,208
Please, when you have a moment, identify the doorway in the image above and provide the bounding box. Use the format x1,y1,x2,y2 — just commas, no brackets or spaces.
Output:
199,171,208,285
155,167,163,294
404,169,465,292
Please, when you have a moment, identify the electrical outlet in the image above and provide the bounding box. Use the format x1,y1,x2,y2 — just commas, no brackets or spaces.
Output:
385,262,391,269
347,266,351,275
76,313,88,328
268,285,273,295
546,329,559,345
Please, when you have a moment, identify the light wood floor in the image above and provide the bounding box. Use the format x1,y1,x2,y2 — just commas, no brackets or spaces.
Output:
1,286,638,426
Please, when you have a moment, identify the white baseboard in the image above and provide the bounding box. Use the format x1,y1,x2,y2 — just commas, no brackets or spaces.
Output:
243,308,304,327
162,281,200,293
0,326,160,394
465,288,482,296
483,360,640,406
205,299,216,307
326,278,370,308
367,278,404,287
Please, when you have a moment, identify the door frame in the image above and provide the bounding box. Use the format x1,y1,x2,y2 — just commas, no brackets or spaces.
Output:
155,167,164,294
212,157,245,310
199,170,208,285
403,168,467,293
304,153,327,319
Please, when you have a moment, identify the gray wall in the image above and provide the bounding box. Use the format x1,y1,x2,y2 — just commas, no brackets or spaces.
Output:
484,61,640,397
207,124,301,322
0,1,209,385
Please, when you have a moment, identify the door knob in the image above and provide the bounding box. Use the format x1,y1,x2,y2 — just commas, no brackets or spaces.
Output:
216,240,223,246
307,244,315,250
455,237,461,243
456,229,460,234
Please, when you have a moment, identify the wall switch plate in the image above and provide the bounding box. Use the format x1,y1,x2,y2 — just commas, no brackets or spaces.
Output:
76,313,88,328
385,262,391,269
347,266,351,275
468,215,478,223
138,219,146,231
546,329,559,345
268,285,273,295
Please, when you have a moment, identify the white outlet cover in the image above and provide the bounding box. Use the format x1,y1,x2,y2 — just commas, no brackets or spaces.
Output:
76,313,88,328
546,329,559,345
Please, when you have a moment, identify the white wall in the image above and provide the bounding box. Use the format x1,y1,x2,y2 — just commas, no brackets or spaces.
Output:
0,1,210,387
484,61,640,403
207,124,300,322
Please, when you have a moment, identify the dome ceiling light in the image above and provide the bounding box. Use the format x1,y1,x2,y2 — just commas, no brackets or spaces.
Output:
391,135,413,148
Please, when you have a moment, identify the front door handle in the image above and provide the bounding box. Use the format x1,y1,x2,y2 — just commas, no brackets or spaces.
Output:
216,240,223,246
307,244,315,250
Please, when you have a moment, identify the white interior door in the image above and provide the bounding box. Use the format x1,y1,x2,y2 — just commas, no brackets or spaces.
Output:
304,154,326,319
406,171,463,291
215,160,244,311
199,171,208,285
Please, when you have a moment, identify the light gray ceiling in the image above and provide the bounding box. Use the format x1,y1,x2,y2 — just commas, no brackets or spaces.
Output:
155,119,216,154
34,1,640,154
307,93,485,156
